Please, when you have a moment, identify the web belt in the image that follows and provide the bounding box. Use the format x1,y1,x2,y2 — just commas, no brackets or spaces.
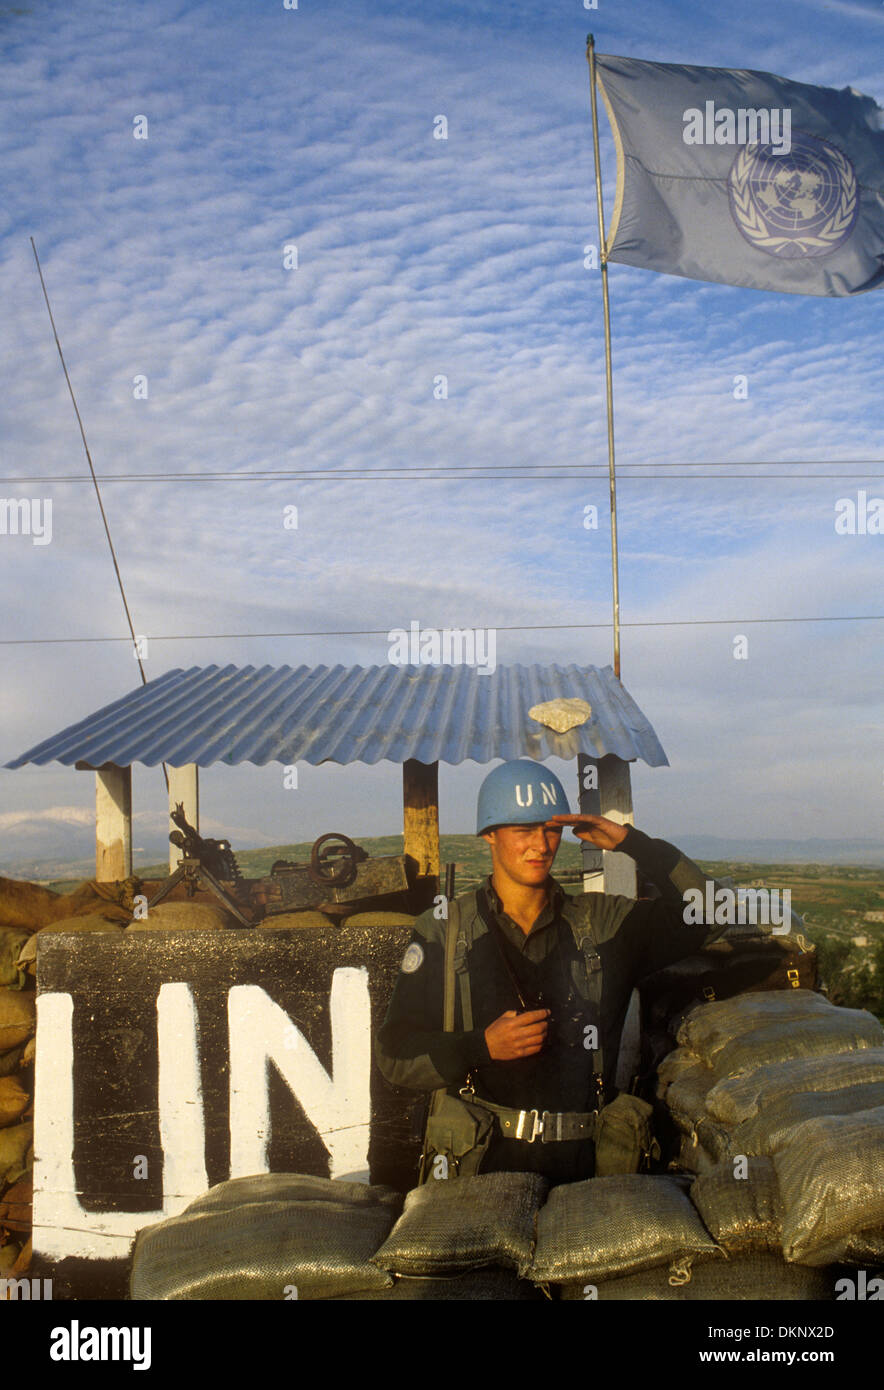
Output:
460,1087,599,1144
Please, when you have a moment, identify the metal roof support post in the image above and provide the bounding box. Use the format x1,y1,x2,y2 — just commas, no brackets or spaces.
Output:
167,764,199,872
402,759,440,909
597,753,636,898
95,764,132,882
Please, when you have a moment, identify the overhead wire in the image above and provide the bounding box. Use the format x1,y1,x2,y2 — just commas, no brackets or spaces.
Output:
0,612,880,647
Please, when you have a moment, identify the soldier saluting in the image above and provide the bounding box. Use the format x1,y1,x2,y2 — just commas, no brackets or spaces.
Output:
375,759,730,1185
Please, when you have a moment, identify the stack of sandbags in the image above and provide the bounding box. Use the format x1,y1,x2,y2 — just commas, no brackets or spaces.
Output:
689,1138,884,1274
0,874,138,933
534,1164,841,1298
364,1171,547,1300
660,990,884,1172
709,1052,884,1157
674,1157,832,1298
0,975,34,1280
131,1174,406,1300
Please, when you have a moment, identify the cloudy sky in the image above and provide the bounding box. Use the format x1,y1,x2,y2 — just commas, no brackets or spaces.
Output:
1,0,882,861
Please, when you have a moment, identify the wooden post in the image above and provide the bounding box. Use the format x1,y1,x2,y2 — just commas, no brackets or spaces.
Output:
168,764,199,871
94,764,132,882
598,754,636,898
402,759,440,889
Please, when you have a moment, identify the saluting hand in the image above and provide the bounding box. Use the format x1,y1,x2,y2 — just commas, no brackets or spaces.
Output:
546,813,629,851
484,1008,550,1061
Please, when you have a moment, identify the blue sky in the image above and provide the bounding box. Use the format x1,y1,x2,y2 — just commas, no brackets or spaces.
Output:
1,0,882,858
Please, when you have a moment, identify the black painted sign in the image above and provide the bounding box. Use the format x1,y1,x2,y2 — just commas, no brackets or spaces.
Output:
33,923,418,1297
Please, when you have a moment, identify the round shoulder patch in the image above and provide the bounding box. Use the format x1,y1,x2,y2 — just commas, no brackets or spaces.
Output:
401,942,424,974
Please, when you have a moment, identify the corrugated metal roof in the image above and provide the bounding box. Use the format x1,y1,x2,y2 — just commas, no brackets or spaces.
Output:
6,663,668,770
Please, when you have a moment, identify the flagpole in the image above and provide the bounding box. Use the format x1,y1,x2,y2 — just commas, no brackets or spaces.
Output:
586,34,621,679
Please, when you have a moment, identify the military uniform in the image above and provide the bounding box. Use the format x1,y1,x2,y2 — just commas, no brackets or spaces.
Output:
375,826,730,1183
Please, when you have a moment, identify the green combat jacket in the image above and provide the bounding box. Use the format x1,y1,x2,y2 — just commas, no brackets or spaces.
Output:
374,828,735,1178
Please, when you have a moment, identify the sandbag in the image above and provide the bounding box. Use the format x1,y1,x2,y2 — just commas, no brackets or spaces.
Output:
663,1063,731,1160
775,1106,884,1266
256,911,337,930
0,1174,32,1232
334,1266,546,1300
0,930,30,989
666,1061,717,1130
730,1080,884,1156
675,1135,722,1176
131,1193,398,1300
690,1157,782,1252
0,991,35,1053
371,1172,548,1277
0,1076,29,1129
342,913,416,928
127,901,240,931
18,915,123,966
185,1173,402,1216
528,1174,720,1284
706,1048,884,1125
677,990,853,1064
0,1122,32,1188
558,1251,831,1300
656,1047,703,1098
0,1044,26,1078
712,1011,884,1079
0,876,88,930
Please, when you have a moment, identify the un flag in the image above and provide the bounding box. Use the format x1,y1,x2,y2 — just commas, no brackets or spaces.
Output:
593,53,884,296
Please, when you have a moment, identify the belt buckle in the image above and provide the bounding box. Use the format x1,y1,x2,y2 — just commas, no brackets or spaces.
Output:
515,1108,543,1142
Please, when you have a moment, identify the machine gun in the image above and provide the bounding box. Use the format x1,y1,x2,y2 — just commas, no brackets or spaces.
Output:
146,803,253,925
147,816,411,926
167,803,244,885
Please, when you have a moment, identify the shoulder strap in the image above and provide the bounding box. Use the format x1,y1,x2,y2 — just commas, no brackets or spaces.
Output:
565,900,606,1093
442,896,474,1034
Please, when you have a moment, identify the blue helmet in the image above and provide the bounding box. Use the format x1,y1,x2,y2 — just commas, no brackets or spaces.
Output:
476,759,571,834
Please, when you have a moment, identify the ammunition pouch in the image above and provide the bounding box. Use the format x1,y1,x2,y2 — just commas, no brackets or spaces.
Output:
593,1091,660,1176
421,1091,495,1182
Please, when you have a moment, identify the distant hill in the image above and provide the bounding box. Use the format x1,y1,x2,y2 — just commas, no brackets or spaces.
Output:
0,807,880,884
0,831,874,894
676,836,883,868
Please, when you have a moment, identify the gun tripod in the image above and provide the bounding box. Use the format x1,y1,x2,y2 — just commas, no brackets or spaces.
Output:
146,855,254,926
